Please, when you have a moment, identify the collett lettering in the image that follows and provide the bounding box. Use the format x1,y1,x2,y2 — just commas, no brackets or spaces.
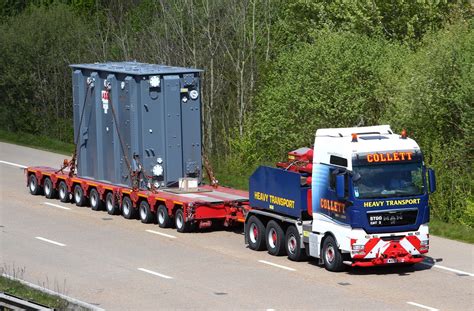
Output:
320,198,346,214
367,152,413,163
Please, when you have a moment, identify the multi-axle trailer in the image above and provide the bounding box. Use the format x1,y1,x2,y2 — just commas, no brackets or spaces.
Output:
26,166,249,232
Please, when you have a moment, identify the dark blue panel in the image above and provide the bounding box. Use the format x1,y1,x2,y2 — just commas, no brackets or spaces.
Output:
249,166,308,219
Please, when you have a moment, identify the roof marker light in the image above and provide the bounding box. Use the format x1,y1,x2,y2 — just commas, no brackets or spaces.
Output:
351,133,358,142
401,129,407,139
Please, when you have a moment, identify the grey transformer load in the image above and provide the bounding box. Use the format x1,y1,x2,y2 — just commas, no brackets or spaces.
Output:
71,62,203,188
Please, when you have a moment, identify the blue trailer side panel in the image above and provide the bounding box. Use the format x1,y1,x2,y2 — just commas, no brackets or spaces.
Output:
249,166,308,218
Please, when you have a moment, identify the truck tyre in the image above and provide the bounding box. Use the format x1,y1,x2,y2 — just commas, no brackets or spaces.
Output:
266,220,286,256
28,174,43,195
245,215,266,251
44,177,57,199
285,225,307,261
322,235,345,272
175,208,190,233
73,184,87,207
139,200,153,223
58,180,69,202
122,196,136,219
90,188,103,211
157,204,172,228
106,192,119,215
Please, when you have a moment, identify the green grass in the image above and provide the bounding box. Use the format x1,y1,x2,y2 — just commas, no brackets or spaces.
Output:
0,276,69,309
0,129,74,155
1,129,472,244
429,218,474,244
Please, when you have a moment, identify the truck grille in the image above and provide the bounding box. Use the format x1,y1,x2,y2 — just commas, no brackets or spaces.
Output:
367,209,418,227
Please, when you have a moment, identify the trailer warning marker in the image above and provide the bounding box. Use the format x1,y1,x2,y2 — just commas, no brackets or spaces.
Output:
258,260,296,272
138,268,173,279
43,202,71,210
35,237,66,247
146,229,177,239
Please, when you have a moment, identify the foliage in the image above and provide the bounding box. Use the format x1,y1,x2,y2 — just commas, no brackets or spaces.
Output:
240,31,407,160
383,21,473,226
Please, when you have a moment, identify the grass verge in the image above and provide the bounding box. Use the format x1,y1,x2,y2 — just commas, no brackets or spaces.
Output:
2,130,473,244
0,276,69,309
429,218,474,244
0,129,74,156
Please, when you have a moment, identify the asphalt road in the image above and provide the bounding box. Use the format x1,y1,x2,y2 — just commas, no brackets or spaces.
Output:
1,142,473,310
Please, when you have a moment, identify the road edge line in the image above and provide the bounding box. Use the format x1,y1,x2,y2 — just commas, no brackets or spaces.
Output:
258,260,296,271
407,301,439,311
0,160,27,168
420,262,474,277
1,273,105,311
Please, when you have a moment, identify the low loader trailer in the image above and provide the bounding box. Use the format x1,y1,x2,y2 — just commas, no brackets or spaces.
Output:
26,166,248,232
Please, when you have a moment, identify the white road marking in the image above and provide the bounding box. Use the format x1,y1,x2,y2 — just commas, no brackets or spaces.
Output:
35,236,66,247
0,160,27,169
421,262,474,277
258,260,296,272
138,268,173,279
146,229,176,239
407,301,439,311
43,202,71,210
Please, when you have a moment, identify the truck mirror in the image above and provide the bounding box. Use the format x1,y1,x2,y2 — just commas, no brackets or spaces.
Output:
336,174,345,199
428,168,436,193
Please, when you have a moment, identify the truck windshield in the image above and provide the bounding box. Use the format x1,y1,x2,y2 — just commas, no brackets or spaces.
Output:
353,162,424,199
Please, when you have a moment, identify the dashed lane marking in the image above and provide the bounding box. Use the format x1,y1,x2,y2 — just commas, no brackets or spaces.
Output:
138,268,173,279
43,202,71,210
35,236,66,247
146,229,177,239
420,262,474,277
258,260,296,272
407,301,439,311
0,160,27,169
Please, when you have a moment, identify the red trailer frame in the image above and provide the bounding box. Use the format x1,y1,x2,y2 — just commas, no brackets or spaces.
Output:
26,166,249,232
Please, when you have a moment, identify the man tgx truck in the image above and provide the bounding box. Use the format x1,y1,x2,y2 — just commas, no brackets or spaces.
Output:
245,125,436,271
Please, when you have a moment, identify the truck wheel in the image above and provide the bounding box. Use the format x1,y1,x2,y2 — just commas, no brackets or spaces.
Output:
105,192,119,215
90,188,103,211
157,204,172,228
245,215,266,251
73,184,87,207
139,200,153,223
175,209,190,233
122,196,136,219
322,235,345,272
28,174,43,195
58,180,69,202
285,225,307,261
266,220,286,256
44,177,57,199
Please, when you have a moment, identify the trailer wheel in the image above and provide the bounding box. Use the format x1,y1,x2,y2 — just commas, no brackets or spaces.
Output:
266,220,286,256
43,177,57,199
139,200,153,223
122,196,136,219
285,225,307,261
73,184,87,207
90,188,103,211
175,209,190,233
58,180,69,202
157,204,172,228
322,235,345,272
245,215,266,251
106,192,119,215
28,174,42,195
